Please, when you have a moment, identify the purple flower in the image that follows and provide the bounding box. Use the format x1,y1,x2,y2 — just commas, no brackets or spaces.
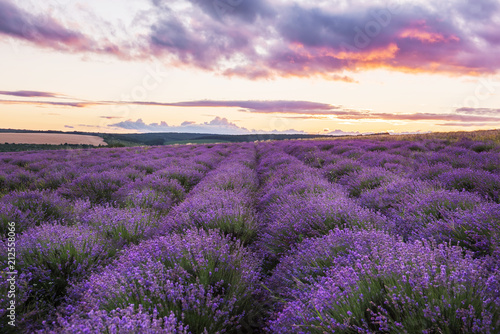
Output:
440,168,500,203
338,167,397,197
1,223,112,327
268,230,498,333
74,203,163,246
60,229,265,333
420,202,500,261
359,178,438,214
387,189,483,240
0,190,74,234
58,171,127,204
47,305,189,334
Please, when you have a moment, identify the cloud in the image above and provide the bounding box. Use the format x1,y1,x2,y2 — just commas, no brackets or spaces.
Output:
149,7,257,70
268,129,308,135
338,112,500,123
327,129,360,136
456,107,500,115
285,115,330,120
109,117,309,135
143,1,500,78
5,93,500,126
457,0,499,21
332,75,359,83
64,125,75,129
183,0,274,23
259,4,485,77
110,117,251,135
0,99,93,108
0,0,126,56
100,116,124,120
0,0,88,50
0,90,59,98
3,0,500,77
1,96,343,113
390,130,432,135
154,100,342,113
157,100,500,123
437,122,500,127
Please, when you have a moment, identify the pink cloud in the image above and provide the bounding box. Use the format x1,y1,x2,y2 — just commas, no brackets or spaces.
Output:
0,0,129,57
3,0,500,77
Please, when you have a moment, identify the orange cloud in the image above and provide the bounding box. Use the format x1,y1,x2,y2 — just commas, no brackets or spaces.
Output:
332,43,399,62
399,29,460,43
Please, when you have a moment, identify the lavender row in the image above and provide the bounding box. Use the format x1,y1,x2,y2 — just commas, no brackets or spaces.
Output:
259,140,500,332
0,144,231,238
283,139,500,202
0,144,229,196
268,229,499,333
49,229,266,333
164,143,260,244
42,144,267,333
0,144,234,331
283,138,500,173
254,143,385,267
280,139,500,260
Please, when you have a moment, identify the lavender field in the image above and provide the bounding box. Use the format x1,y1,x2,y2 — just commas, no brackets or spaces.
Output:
1,136,499,333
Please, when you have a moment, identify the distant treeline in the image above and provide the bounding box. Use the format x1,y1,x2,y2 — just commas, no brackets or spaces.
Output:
0,143,99,152
101,132,334,146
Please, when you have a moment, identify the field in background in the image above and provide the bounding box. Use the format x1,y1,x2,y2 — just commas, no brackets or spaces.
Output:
0,133,107,146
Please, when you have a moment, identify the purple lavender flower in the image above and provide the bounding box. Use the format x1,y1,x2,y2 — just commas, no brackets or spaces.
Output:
154,167,205,192
74,203,162,246
114,175,186,213
267,228,394,301
323,158,362,183
420,202,500,261
268,230,498,333
257,192,385,261
58,171,127,204
1,224,112,329
60,229,265,333
1,136,500,333
169,189,258,244
359,178,438,214
339,167,396,197
387,189,483,240
0,190,74,234
47,305,189,334
165,150,259,244
440,168,500,202
409,162,453,181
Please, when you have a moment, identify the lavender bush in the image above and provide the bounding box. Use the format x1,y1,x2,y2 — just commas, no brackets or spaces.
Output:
0,190,74,235
1,224,112,330
57,229,265,333
58,171,127,205
268,230,499,333
388,190,484,240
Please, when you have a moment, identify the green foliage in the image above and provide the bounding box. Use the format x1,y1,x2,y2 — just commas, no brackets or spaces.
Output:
304,274,494,333
0,143,97,152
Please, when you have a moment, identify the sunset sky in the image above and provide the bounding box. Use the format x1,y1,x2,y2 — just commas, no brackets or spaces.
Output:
1,0,500,135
